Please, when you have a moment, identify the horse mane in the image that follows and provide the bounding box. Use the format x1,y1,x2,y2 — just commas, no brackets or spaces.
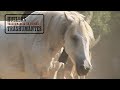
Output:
25,11,95,45
65,11,95,45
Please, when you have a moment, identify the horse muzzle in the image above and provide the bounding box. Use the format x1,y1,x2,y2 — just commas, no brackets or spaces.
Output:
76,60,92,76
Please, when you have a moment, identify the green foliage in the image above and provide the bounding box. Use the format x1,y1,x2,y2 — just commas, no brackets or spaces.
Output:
0,11,120,37
79,11,112,37
110,11,120,29
91,11,111,36
0,11,24,20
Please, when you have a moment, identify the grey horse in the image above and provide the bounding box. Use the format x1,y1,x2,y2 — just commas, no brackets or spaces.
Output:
0,11,96,79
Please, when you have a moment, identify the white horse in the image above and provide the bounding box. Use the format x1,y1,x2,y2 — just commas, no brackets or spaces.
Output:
47,12,100,79
0,11,96,79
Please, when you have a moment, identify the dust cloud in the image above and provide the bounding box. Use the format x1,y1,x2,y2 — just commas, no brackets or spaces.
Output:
0,11,120,79
87,21,120,79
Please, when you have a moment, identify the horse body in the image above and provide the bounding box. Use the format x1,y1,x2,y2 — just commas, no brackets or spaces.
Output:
0,11,68,78
0,11,95,79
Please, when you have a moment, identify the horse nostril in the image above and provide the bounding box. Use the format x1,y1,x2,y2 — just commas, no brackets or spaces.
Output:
84,66,90,71
76,64,91,76
84,60,92,70
84,63,92,69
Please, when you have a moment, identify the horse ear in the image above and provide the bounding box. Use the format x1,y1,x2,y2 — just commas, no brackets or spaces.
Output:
64,11,73,24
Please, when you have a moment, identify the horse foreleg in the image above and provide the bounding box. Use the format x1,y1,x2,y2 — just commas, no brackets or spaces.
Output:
53,62,64,79
47,58,56,71
78,76,86,79
70,65,76,79
53,71,58,79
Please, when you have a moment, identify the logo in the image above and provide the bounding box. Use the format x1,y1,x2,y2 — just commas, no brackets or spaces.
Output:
5,14,44,34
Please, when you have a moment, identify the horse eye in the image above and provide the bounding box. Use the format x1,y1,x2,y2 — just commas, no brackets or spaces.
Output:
71,35,80,46
71,35,79,42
